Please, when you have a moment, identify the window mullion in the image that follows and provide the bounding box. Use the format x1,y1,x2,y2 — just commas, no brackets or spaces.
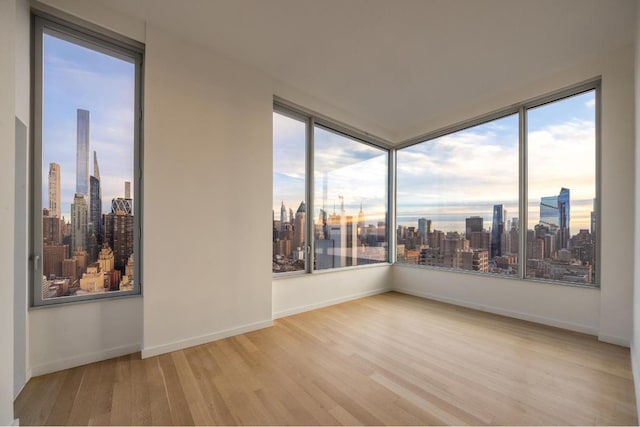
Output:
519,106,527,280
307,116,315,274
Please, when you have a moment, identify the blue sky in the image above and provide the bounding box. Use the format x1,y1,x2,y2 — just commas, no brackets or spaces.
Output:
274,90,596,234
42,32,135,219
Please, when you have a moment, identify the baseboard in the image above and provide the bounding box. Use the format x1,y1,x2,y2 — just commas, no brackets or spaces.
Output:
395,287,599,336
30,343,141,377
598,333,631,347
141,319,273,359
631,343,640,423
273,287,392,319
12,419,19,426
13,368,30,400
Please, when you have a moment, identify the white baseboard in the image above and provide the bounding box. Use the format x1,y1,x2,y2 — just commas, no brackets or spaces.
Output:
30,343,141,377
141,319,273,359
273,287,392,319
598,333,631,348
395,287,599,336
631,343,640,423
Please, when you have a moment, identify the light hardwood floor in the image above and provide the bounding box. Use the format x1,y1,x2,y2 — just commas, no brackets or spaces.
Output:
15,292,637,425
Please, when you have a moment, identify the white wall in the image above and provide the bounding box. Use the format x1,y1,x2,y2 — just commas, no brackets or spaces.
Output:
395,45,636,346
0,0,17,422
16,0,147,379
29,297,142,375
14,0,30,399
273,265,392,318
632,0,640,420
141,25,274,357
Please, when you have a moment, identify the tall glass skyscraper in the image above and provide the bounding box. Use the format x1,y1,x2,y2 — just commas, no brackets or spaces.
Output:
89,151,102,244
539,187,570,232
491,204,504,258
76,109,90,196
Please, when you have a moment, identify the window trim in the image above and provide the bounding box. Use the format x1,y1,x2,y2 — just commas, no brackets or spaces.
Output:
394,78,601,288
30,12,145,307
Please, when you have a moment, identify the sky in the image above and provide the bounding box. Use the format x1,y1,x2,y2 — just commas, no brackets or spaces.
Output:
274,90,596,235
42,32,136,220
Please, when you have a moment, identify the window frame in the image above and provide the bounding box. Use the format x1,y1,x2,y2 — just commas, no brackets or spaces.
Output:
31,11,145,307
273,98,394,277
394,79,601,288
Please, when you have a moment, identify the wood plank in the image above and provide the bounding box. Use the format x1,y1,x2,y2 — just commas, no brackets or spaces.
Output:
13,291,637,425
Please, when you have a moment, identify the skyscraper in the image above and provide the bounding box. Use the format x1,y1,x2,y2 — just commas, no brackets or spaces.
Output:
465,216,483,237
280,201,287,232
71,193,88,253
48,162,61,218
76,109,90,197
89,151,102,244
418,218,431,241
490,204,504,258
539,187,571,249
293,201,305,252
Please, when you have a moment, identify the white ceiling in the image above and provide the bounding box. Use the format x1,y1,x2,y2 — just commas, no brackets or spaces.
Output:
97,0,636,141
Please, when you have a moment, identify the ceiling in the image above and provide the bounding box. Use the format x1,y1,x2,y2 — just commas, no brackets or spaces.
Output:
96,0,636,141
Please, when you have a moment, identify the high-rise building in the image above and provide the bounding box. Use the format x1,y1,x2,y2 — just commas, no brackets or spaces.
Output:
465,216,483,237
98,244,115,273
124,181,131,199
62,258,78,283
490,204,504,258
105,212,134,273
71,193,88,254
357,203,366,241
539,188,571,249
43,210,63,246
418,218,432,241
48,162,61,218
89,151,102,247
43,244,68,278
111,197,133,215
280,201,287,232
76,109,90,197
293,201,305,252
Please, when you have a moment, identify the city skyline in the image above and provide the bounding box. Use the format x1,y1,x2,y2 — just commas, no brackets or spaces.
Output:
42,32,135,219
275,91,596,233
40,30,136,299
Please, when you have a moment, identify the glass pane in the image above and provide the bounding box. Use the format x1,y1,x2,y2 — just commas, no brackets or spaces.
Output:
526,90,597,285
41,31,136,300
314,126,388,270
396,114,519,275
272,112,306,273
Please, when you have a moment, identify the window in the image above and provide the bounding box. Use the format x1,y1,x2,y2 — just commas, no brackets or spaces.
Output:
396,82,599,287
272,111,307,273
32,15,143,305
396,114,519,275
525,90,597,285
272,103,390,275
314,126,389,270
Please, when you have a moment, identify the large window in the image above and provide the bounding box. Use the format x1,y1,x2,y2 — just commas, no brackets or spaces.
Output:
32,15,143,305
526,90,597,285
272,104,390,274
396,114,519,275
396,83,599,287
272,111,307,273
314,126,389,270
